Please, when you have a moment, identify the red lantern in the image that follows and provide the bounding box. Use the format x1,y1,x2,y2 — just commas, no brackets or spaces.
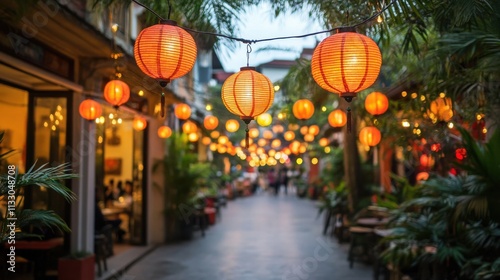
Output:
359,126,381,146
132,116,147,131
293,99,314,121
182,120,197,134
204,115,219,130
157,126,172,138
455,148,467,161
79,99,102,120
104,80,130,107
175,103,191,120
328,109,347,127
365,91,389,116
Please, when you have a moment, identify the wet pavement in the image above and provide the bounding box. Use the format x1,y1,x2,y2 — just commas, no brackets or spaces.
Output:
121,192,372,280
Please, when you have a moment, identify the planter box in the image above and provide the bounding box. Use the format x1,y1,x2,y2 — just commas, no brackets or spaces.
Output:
58,254,95,280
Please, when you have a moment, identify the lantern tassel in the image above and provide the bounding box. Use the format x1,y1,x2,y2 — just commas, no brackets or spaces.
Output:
347,107,352,133
245,125,249,149
160,92,165,117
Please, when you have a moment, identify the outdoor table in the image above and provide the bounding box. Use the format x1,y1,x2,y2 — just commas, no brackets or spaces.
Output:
1,237,64,279
102,207,126,219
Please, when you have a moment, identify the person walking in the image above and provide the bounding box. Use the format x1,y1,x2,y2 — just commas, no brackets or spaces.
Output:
280,166,289,195
267,168,278,195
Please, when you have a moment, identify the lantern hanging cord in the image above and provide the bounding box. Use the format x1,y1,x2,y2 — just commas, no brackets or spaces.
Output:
246,44,252,67
131,0,395,44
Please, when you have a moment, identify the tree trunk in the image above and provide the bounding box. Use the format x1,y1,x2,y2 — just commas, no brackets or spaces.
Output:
343,108,362,215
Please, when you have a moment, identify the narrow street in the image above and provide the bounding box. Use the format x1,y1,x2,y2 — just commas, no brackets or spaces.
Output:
120,192,372,280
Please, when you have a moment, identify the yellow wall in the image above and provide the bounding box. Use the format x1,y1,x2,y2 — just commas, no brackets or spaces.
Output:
0,84,28,172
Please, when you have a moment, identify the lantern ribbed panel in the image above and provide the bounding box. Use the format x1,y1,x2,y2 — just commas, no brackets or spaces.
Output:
134,23,197,81
359,126,381,146
365,91,389,115
204,115,219,130
221,68,274,120
293,99,315,120
311,32,382,97
328,109,347,127
79,99,102,120
104,80,130,106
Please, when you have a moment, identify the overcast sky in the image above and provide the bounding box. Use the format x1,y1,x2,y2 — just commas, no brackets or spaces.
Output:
218,2,326,73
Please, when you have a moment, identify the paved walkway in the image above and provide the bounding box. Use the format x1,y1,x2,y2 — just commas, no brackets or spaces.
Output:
120,192,372,280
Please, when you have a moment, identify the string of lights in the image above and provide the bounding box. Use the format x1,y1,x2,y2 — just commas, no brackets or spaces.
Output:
131,0,396,45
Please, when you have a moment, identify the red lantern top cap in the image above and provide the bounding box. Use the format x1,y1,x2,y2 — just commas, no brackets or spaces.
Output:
240,66,256,71
337,27,356,33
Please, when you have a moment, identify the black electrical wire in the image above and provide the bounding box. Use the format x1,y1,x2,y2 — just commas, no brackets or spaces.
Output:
131,0,396,44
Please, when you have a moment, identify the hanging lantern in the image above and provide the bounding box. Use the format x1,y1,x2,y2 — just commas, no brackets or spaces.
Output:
204,115,219,130
175,103,191,120
308,125,320,136
79,99,102,120
420,154,435,168
249,128,260,138
104,80,130,108
300,126,309,135
299,143,308,154
365,91,389,116
284,131,295,141
182,120,197,134
218,135,229,145
319,138,328,147
226,119,240,133
290,141,301,155
188,132,199,142
293,99,315,121
328,109,347,127
271,139,281,149
133,116,147,131
157,125,172,138
134,20,197,117
272,124,284,134
263,130,274,140
256,113,273,127
304,134,314,142
221,67,275,148
202,136,211,146
428,97,453,123
257,138,267,147
311,30,382,132
210,131,220,139
359,126,381,146
209,143,217,151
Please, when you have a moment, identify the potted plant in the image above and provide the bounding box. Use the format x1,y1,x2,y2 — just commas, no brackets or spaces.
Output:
58,251,94,280
153,133,210,242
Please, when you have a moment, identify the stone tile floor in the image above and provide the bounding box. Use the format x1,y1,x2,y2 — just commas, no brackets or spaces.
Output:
119,192,372,280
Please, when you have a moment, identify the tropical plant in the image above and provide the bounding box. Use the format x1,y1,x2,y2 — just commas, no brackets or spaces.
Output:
0,131,77,242
380,127,500,279
153,132,210,241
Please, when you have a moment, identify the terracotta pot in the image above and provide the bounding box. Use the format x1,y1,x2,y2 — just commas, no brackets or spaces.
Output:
58,254,95,280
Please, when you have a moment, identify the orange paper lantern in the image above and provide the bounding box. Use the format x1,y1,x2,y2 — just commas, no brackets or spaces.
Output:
365,91,389,115
175,103,191,120
221,67,274,123
311,30,382,102
182,120,197,134
188,132,199,142
204,115,219,130
134,20,197,84
104,80,130,107
284,131,295,141
420,154,435,168
328,109,347,127
79,99,102,120
319,138,328,147
132,116,147,131
249,128,260,138
157,126,172,138
202,136,211,146
225,119,240,133
429,97,453,122
293,99,315,121
359,126,381,146
308,125,320,136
